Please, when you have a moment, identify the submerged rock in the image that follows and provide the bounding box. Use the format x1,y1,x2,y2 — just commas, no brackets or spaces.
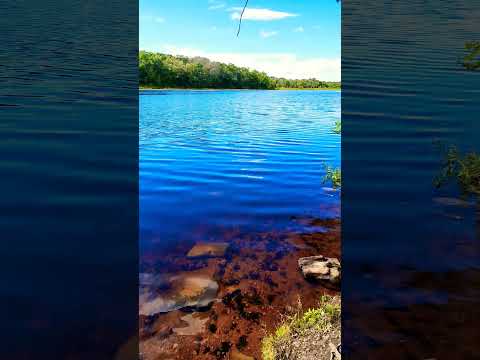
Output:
173,275,219,309
298,256,341,285
139,273,219,316
231,350,255,360
187,242,229,258
173,313,209,336
139,293,178,316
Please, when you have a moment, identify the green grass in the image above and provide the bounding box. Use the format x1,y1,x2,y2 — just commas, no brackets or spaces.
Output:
261,295,340,360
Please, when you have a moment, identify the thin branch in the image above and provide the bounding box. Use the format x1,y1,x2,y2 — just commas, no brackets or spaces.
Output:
236,0,249,37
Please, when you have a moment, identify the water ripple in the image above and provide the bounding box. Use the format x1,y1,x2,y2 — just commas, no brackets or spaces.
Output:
140,90,341,250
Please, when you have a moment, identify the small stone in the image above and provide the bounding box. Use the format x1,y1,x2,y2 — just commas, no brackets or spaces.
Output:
187,242,229,258
298,255,341,285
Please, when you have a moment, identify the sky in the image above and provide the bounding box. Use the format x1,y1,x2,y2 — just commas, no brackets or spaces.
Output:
140,0,341,81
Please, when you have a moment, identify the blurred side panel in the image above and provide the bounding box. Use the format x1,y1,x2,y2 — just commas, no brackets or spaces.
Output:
342,0,480,358
0,0,138,359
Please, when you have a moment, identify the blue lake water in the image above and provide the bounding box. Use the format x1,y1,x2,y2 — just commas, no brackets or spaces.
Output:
140,90,340,253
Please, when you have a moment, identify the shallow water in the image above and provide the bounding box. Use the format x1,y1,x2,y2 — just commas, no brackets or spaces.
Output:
140,90,341,253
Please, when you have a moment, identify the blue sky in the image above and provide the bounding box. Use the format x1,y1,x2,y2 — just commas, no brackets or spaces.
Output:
140,0,341,81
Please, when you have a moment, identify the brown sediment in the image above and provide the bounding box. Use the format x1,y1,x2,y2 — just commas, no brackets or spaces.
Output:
139,216,340,360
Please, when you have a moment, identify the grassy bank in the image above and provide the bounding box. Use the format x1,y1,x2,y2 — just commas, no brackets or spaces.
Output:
261,295,341,360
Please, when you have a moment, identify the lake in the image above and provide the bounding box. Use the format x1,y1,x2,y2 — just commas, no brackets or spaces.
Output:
140,90,340,253
139,89,341,359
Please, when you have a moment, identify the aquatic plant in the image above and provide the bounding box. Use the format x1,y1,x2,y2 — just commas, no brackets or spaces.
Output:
434,145,480,197
463,41,480,71
323,166,342,189
333,120,341,134
435,144,480,238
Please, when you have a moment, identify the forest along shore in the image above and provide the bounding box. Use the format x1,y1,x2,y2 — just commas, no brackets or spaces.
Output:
139,51,341,91
139,87,341,91
139,215,341,360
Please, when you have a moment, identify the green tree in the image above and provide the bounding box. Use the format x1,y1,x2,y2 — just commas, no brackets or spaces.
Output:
139,51,338,90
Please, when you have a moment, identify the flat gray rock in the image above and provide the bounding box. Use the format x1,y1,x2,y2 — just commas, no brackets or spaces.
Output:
298,256,341,285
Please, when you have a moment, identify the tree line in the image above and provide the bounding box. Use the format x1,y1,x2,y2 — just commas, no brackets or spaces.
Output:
140,51,341,90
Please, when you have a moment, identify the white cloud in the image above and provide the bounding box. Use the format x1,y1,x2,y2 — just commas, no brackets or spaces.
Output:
208,0,225,10
260,30,278,38
156,45,340,81
230,7,297,21
293,26,304,33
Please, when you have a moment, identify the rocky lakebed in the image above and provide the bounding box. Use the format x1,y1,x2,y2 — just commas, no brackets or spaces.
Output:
139,216,341,360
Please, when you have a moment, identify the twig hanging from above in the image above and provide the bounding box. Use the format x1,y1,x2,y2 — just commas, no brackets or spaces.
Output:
236,0,249,37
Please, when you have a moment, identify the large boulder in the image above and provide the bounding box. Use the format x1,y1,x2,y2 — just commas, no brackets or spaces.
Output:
298,256,341,285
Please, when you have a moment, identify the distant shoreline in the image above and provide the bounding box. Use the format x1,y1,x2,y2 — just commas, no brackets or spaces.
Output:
139,87,341,91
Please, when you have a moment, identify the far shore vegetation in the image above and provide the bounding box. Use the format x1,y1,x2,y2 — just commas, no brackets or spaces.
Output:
140,51,341,91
